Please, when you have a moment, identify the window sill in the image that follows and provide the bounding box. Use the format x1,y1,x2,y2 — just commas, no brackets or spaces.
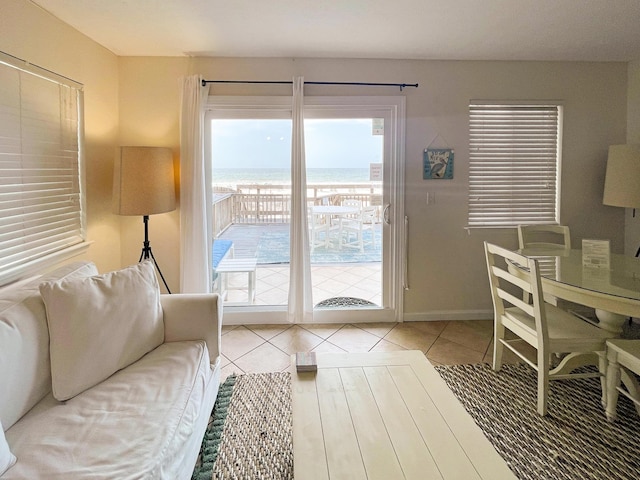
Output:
0,241,94,288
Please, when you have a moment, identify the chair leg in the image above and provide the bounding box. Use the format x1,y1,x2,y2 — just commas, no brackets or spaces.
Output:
492,321,505,371
606,349,621,422
598,352,607,408
537,350,550,416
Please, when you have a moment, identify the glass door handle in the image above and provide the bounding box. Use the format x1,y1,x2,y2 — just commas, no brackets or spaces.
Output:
383,204,391,225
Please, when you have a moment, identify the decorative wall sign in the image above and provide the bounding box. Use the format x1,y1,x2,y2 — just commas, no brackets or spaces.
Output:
424,148,454,179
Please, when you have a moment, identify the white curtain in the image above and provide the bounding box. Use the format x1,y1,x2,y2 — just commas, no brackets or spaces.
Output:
288,77,314,323
179,75,212,293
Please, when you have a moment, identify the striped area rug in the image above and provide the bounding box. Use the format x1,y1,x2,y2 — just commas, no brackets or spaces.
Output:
437,363,640,480
192,365,640,479
192,372,293,480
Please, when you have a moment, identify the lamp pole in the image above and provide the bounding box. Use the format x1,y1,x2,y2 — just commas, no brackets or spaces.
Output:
138,215,171,293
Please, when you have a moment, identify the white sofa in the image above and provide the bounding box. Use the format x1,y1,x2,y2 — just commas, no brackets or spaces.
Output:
0,261,222,479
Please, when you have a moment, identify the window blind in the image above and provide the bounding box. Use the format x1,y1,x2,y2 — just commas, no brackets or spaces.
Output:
468,103,562,227
0,54,85,284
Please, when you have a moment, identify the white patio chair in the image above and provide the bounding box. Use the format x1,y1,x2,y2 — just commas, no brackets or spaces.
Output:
340,203,379,253
485,242,614,416
309,209,333,252
340,207,378,252
337,198,362,227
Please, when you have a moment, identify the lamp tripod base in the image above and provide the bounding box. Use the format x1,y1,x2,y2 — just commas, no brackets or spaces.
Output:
139,215,171,294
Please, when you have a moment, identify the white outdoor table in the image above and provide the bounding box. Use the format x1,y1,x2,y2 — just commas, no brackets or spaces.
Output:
311,205,360,249
215,257,257,304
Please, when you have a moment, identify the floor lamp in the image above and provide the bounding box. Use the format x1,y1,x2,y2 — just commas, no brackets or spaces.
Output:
603,144,640,257
113,146,176,293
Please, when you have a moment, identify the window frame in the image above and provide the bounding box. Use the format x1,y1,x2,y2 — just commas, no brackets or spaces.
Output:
0,52,88,286
467,100,563,228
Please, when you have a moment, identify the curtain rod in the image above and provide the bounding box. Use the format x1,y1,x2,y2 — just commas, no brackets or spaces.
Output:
201,79,418,91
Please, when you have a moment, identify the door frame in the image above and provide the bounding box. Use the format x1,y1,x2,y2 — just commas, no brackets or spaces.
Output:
205,95,406,324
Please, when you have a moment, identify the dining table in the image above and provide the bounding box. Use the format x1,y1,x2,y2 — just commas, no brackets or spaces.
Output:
512,246,640,405
515,247,640,334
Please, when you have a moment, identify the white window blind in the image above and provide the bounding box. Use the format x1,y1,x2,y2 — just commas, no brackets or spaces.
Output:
468,103,562,227
0,54,85,284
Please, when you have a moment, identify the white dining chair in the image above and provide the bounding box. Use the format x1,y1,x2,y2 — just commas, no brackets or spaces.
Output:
517,224,571,250
605,339,640,422
517,224,583,313
484,242,614,416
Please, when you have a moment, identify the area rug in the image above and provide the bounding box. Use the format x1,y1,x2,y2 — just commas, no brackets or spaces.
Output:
437,363,640,480
191,372,292,480
256,227,381,265
192,365,640,480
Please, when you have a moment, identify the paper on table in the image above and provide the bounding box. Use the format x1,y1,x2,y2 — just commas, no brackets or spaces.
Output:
582,239,610,270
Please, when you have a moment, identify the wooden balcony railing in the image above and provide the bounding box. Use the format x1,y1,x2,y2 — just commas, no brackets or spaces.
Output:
212,183,381,237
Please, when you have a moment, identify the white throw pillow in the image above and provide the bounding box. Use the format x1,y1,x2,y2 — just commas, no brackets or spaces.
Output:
39,261,164,401
1,420,16,475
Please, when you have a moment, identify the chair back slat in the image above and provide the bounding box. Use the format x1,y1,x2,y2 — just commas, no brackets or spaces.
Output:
484,242,549,343
496,288,535,317
491,264,532,295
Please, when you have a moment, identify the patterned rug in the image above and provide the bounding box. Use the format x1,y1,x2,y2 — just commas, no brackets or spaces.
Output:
192,365,640,480
314,296,377,308
256,227,381,265
191,373,292,480
437,364,640,480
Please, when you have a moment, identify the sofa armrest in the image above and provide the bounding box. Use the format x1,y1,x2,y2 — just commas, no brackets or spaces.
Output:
160,293,222,364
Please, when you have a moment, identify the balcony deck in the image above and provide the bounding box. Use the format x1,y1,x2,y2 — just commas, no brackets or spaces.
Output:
216,223,381,306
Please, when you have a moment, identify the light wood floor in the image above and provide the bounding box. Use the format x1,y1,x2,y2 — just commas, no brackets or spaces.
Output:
219,320,525,382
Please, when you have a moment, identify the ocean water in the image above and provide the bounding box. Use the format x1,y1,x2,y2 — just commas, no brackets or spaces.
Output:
213,167,376,186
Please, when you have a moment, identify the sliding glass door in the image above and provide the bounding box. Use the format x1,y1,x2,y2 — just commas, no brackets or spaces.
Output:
206,96,405,324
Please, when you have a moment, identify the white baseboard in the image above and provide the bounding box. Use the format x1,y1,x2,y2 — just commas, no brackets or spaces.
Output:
222,308,494,325
402,310,494,322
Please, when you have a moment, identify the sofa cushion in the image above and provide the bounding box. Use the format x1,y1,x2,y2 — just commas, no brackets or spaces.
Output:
39,261,164,401
1,420,16,476
0,261,98,429
4,340,213,479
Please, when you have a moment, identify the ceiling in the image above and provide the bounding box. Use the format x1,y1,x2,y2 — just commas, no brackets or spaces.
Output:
30,0,640,61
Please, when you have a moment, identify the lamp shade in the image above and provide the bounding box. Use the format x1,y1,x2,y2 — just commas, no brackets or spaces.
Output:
113,146,176,216
603,144,640,209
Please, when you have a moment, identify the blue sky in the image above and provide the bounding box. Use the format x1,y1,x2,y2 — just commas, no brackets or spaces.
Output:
211,119,383,169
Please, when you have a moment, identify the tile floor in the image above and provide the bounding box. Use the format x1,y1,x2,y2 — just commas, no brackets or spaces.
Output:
222,263,381,306
219,319,523,381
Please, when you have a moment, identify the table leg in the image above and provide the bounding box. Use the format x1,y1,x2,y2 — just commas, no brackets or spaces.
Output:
595,309,627,334
606,350,621,422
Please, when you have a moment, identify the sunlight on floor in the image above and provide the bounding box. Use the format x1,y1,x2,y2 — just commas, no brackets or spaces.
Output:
222,263,381,306
217,319,525,382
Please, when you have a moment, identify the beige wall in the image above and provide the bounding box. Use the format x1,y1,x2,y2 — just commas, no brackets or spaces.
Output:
117,57,189,292
118,57,628,318
0,0,121,274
